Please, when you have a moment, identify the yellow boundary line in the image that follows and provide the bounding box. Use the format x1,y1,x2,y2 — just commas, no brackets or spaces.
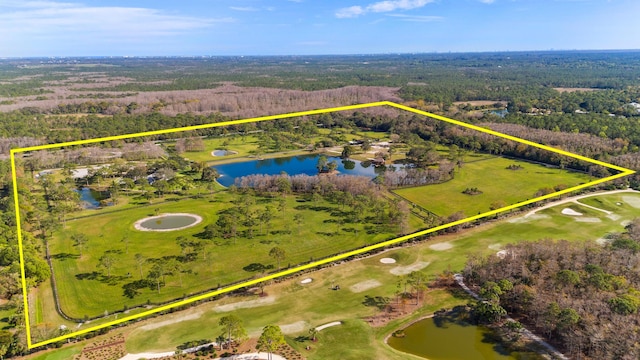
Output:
9,101,634,348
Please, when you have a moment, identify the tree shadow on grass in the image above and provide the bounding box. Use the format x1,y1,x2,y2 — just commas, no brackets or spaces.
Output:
363,295,391,310
51,253,80,260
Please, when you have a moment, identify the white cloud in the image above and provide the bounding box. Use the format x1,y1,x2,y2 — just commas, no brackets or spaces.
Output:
336,0,435,18
478,0,496,3
387,13,443,22
0,0,233,55
336,5,365,18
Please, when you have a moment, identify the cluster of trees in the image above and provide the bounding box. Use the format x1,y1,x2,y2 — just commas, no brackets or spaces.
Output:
463,222,640,358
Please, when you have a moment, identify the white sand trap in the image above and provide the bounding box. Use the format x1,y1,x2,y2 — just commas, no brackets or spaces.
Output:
213,296,276,312
596,238,610,245
390,261,430,276
575,217,602,223
617,202,623,206
380,258,396,264
621,220,632,227
300,278,313,284
316,321,341,331
623,196,640,209
488,243,502,250
349,279,382,293
280,320,308,334
138,312,202,331
561,208,583,216
429,242,453,251
607,214,621,221
496,250,507,259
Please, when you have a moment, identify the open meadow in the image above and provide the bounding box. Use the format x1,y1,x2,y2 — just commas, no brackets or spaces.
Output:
393,156,592,217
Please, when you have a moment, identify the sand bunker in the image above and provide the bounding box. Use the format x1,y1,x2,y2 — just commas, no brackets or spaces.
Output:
596,237,610,245
496,250,508,259
575,217,602,223
607,214,621,221
390,261,430,276
279,320,308,334
429,242,453,251
379,258,396,264
561,208,583,216
621,220,632,227
133,213,202,232
349,279,382,293
213,296,276,312
623,196,640,209
316,321,342,331
300,278,313,284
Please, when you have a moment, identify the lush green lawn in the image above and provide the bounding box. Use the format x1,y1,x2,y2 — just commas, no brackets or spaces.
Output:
45,190,422,319
27,192,640,359
393,157,592,217
179,135,262,163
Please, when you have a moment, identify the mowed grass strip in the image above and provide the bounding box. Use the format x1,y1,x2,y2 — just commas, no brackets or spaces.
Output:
393,157,592,217
47,192,420,318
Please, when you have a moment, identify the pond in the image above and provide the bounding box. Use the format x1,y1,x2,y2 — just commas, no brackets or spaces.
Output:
134,213,203,232
387,314,542,360
212,150,230,156
75,187,109,209
213,154,399,187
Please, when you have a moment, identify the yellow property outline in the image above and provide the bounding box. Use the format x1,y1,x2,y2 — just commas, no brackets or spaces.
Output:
9,101,634,348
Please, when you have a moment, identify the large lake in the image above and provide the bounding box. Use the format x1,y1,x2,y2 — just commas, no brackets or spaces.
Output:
213,154,395,187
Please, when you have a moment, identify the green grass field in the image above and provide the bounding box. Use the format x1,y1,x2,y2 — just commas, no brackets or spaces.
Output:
26,191,640,359
45,190,422,319
393,157,592,217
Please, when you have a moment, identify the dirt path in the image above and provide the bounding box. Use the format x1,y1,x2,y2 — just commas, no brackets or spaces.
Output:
524,188,639,218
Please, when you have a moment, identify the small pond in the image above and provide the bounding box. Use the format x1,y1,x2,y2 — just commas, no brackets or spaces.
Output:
212,150,231,156
387,313,542,360
134,213,202,232
75,187,109,209
213,154,400,187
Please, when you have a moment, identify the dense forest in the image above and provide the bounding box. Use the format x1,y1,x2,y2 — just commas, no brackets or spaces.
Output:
463,222,640,359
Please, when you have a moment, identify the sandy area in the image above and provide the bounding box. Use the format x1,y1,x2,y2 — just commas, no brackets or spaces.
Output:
379,258,396,264
623,195,640,209
300,278,313,284
390,261,430,276
279,320,308,334
621,220,632,227
561,208,582,216
575,217,601,223
316,321,341,331
133,213,203,232
349,279,382,293
138,311,203,331
213,296,276,312
607,214,621,221
496,250,507,259
488,243,502,250
596,237,610,245
429,242,453,251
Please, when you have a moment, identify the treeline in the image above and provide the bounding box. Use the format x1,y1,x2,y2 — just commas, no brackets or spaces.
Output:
234,174,380,198
463,224,640,359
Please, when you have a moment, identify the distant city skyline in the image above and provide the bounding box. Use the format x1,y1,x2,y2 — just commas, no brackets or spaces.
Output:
1,0,638,57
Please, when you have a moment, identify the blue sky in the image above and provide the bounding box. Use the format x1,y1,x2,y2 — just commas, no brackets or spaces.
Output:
0,0,638,57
